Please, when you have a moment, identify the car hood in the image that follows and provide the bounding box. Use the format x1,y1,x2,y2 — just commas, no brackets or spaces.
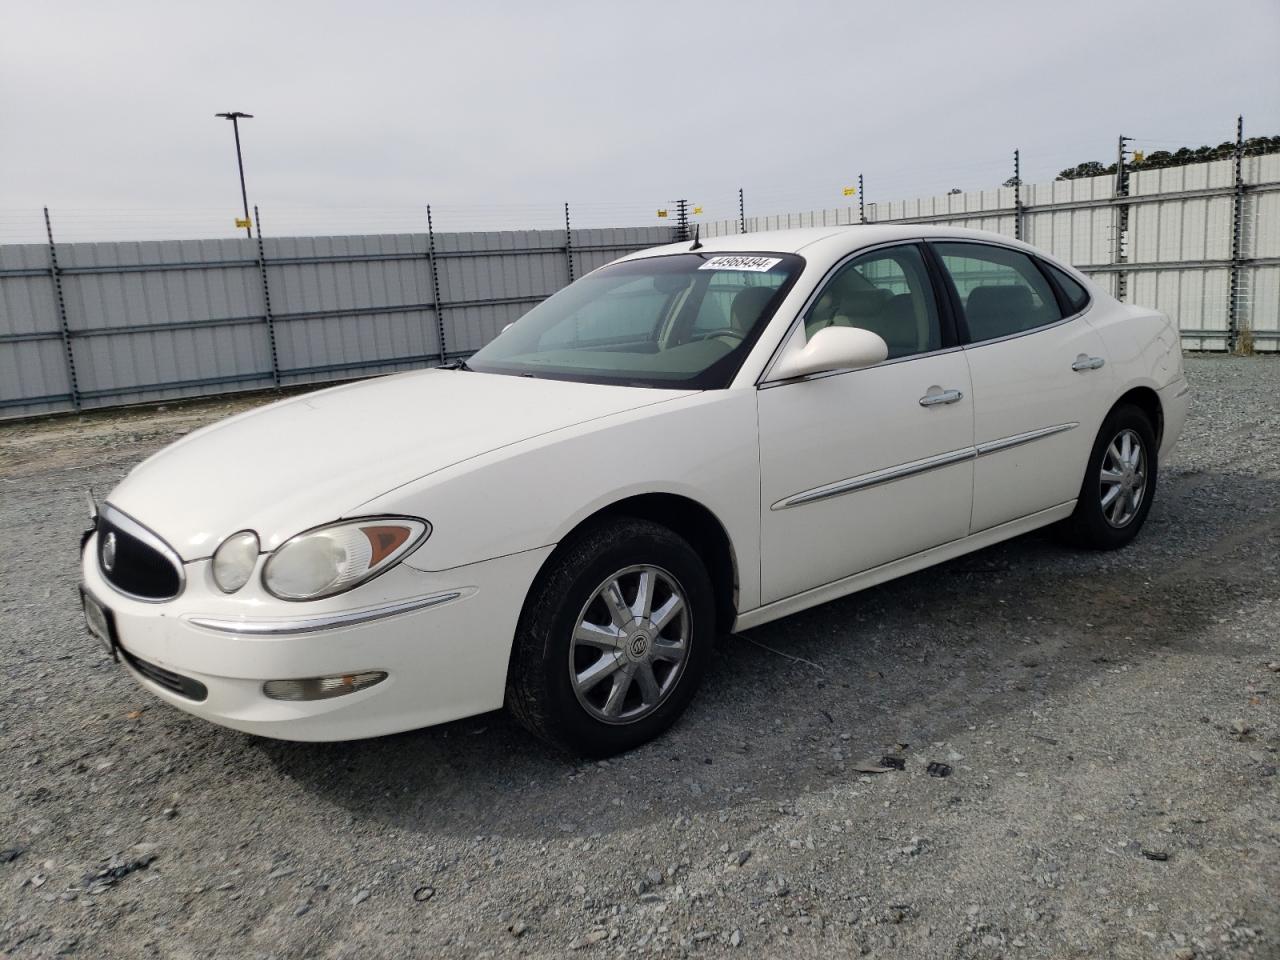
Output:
107,369,692,560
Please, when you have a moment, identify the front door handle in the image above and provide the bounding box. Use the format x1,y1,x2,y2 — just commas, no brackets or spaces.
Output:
919,387,964,407
1071,354,1106,372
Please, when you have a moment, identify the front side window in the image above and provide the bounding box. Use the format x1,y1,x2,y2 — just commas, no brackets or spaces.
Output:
933,242,1064,342
468,252,802,388
803,243,941,359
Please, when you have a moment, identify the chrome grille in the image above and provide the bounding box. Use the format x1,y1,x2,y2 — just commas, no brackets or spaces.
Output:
97,504,184,601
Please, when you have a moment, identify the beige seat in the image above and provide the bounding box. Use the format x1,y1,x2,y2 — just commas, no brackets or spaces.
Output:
729,287,777,335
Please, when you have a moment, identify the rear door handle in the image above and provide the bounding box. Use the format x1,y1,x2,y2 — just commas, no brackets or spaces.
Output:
1071,354,1105,372
919,387,964,407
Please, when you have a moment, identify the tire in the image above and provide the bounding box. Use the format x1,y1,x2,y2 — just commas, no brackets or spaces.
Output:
506,517,715,757
1060,403,1159,549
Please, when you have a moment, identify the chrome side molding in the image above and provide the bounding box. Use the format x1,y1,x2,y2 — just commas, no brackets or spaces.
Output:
975,422,1078,457
773,447,976,510
774,422,1079,510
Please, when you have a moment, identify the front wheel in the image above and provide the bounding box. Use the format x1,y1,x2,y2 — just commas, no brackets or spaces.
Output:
506,518,715,756
1061,403,1158,549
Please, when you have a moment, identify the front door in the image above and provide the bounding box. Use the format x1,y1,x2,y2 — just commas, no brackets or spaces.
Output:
756,243,975,605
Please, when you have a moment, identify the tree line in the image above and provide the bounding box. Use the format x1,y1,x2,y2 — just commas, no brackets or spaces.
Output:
1055,135,1280,180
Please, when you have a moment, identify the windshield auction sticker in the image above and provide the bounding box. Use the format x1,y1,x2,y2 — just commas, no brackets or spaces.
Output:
698,256,783,272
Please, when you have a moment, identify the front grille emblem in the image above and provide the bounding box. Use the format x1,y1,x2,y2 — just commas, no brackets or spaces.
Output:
102,532,117,573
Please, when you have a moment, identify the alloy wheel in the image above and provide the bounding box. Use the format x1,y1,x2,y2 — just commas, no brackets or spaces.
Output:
569,564,691,724
1099,427,1147,528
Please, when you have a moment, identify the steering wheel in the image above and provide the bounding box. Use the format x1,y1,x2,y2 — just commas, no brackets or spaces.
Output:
687,327,744,345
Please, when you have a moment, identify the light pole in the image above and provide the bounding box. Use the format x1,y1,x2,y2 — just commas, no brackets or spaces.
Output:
216,111,254,238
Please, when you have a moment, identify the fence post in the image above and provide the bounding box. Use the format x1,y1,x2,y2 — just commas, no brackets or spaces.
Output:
426,205,447,362
252,206,281,387
672,199,690,242
564,202,575,284
858,174,866,224
738,188,745,234
1113,135,1132,302
1013,149,1023,241
43,207,81,411
1228,114,1246,353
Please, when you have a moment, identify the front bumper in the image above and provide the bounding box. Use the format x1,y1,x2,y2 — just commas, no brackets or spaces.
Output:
81,535,552,741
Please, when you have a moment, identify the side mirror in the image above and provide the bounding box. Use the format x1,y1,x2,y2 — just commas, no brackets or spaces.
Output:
771,326,889,380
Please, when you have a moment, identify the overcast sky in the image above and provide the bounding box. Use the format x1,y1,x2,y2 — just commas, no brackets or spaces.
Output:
3,0,1278,241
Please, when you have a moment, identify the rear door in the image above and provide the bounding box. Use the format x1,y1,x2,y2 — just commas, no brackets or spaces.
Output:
928,241,1115,532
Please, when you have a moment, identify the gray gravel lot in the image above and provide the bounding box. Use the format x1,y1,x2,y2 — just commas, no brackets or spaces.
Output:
1,356,1277,960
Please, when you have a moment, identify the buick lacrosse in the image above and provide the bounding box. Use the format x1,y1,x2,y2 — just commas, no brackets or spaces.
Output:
80,225,1189,755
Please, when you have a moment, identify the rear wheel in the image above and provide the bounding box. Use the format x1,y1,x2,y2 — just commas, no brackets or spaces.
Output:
1061,404,1158,549
506,518,714,756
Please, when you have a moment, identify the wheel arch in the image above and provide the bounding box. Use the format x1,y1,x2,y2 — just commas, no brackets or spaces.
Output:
527,493,740,636
1111,385,1164,447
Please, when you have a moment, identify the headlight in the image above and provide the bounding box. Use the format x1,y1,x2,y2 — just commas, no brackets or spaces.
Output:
212,530,260,593
262,517,429,601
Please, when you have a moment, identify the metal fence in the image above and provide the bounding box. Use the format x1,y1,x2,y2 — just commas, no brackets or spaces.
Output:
3,152,1278,421
0,219,673,418
703,153,1280,354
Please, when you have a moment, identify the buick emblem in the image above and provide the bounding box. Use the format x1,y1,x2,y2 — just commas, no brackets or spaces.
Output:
102,532,117,573
629,633,649,658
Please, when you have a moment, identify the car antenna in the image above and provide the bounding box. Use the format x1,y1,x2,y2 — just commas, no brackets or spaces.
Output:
689,223,703,251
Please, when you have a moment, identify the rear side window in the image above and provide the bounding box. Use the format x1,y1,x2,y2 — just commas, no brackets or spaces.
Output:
1044,262,1091,314
933,242,1063,343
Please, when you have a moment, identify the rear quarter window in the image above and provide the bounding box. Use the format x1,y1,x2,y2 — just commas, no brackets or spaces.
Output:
1044,262,1091,314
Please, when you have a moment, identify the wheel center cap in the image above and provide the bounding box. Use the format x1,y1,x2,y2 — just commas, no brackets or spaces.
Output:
627,631,651,661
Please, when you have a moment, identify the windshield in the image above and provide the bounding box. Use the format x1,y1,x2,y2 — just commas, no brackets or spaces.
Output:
467,252,804,388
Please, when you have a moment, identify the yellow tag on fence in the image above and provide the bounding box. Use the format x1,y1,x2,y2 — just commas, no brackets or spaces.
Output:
842,186,857,197
656,209,668,218
235,217,252,229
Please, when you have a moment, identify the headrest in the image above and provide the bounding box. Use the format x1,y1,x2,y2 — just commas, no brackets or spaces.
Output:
729,287,776,332
966,285,1033,338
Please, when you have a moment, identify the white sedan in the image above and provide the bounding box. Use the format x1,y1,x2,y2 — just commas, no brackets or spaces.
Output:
79,225,1190,755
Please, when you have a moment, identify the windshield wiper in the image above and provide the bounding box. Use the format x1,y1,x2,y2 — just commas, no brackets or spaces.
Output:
439,358,472,371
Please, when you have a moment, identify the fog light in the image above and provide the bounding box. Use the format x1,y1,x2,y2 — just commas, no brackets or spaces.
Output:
262,671,387,701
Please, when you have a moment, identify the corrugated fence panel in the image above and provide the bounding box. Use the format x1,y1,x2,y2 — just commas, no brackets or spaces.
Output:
716,162,1277,350
575,227,674,275
1245,154,1280,350
266,233,438,383
58,238,273,409
0,243,71,416
1124,161,1234,349
1025,173,1116,266
2,168,1276,420
436,230,568,354
0,225,670,418
1135,268,1231,350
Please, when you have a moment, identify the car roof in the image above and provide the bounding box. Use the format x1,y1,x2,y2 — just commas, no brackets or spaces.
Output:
614,224,1059,271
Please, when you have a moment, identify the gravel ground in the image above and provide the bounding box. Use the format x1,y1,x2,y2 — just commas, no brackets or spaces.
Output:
1,356,1277,960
